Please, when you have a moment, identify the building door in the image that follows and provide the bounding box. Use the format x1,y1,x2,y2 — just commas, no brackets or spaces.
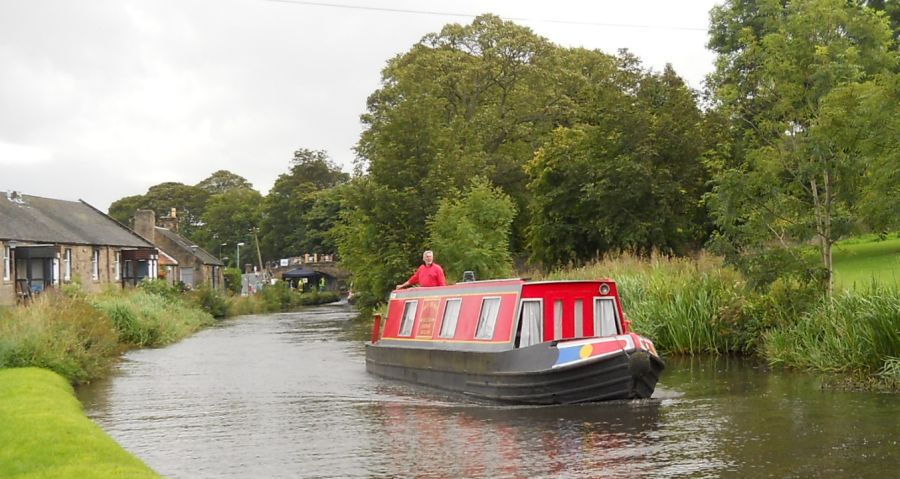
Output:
181,267,194,287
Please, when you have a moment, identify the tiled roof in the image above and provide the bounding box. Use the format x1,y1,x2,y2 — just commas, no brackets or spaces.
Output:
155,227,223,265
0,191,154,248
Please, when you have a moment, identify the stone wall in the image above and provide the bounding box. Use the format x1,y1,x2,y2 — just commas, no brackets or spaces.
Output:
0,240,128,306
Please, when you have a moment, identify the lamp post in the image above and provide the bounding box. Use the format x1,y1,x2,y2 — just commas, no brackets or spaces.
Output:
219,243,227,263
236,242,245,272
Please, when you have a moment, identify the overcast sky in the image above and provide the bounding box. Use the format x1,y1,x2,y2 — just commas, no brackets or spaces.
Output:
1,0,721,211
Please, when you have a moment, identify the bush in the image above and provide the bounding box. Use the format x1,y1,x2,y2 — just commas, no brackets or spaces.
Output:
223,268,242,295
137,278,181,300
186,285,229,318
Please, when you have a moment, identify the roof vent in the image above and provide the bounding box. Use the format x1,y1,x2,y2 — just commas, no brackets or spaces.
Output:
462,271,476,282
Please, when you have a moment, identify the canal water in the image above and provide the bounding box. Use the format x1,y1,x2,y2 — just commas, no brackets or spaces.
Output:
77,302,899,478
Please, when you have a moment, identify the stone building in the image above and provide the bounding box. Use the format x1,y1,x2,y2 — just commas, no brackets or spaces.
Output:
133,209,224,290
1,191,158,306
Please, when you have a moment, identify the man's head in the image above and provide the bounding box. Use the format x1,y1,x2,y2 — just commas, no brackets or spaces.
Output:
423,250,434,265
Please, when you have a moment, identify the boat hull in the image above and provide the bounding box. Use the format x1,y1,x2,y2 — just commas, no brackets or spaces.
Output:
365,340,664,404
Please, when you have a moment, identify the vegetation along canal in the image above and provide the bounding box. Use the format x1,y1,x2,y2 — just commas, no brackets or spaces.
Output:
77,302,899,478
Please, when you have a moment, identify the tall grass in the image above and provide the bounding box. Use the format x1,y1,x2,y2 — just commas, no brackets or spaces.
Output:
0,293,120,384
92,288,215,347
765,286,900,381
547,253,752,354
542,252,899,388
0,287,214,384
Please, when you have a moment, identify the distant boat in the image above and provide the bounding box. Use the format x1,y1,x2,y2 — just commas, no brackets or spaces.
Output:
366,278,664,404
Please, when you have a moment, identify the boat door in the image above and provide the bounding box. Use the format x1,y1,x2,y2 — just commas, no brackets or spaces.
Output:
515,299,543,348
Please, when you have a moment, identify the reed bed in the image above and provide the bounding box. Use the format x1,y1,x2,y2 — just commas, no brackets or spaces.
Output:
541,253,900,388
546,253,751,354
765,286,900,382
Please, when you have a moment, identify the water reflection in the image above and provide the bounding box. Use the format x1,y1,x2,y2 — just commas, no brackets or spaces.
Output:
362,399,665,478
77,302,900,478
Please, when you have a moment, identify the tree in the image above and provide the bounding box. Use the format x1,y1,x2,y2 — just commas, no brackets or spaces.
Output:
260,149,349,261
196,170,254,195
526,64,712,267
341,15,616,305
107,182,209,239
196,188,263,266
707,0,897,295
336,178,420,309
428,177,516,282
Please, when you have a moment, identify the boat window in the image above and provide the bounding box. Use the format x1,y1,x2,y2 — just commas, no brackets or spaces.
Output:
439,298,462,338
594,298,620,337
574,299,584,337
518,300,543,347
474,297,501,340
399,300,418,337
554,300,563,339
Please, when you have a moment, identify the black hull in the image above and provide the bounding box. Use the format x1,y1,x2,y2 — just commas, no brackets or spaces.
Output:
365,342,664,405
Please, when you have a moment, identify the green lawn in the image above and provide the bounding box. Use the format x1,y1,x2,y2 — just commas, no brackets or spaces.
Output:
833,234,900,290
0,368,159,479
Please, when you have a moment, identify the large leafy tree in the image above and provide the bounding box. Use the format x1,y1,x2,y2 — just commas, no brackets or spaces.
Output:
428,177,516,282
195,188,263,267
260,148,349,261
340,15,605,306
108,182,209,238
196,170,254,195
527,64,713,266
707,0,897,295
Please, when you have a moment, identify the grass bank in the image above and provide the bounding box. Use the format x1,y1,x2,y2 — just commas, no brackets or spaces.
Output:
0,368,159,478
543,252,900,389
833,233,900,290
0,286,214,385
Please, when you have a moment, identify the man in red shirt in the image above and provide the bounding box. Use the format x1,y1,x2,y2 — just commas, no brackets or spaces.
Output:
396,250,446,289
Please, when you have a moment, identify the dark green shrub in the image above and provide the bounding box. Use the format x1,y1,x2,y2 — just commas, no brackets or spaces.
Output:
137,279,180,300
223,268,242,295
187,286,229,318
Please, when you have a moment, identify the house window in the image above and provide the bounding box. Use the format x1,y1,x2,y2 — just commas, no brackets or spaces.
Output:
2,246,9,282
438,298,462,338
64,248,72,282
399,300,418,337
475,297,502,340
92,249,100,281
114,251,121,281
594,298,620,337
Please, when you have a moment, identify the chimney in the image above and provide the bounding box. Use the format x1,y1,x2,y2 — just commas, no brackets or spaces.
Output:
134,210,156,242
157,208,178,232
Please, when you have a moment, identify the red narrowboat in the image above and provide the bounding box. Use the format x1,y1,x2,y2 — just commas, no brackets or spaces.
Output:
366,278,664,404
